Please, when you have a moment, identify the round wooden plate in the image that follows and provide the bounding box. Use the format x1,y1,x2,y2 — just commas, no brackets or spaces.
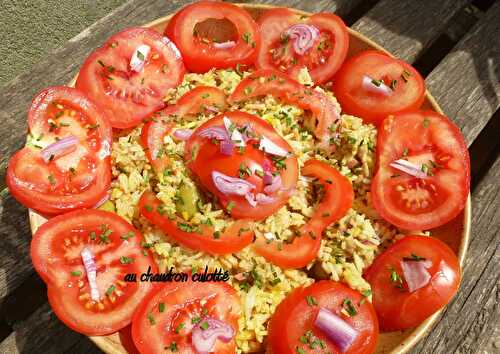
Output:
28,3,471,354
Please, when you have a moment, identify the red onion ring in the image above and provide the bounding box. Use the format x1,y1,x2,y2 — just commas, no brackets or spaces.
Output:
256,193,277,204
259,136,288,157
173,128,193,141
213,40,236,49
81,247,100,302
315,307,359,352
263,174,282,194
197,126,229,141
40,135,78,163
284,24,320,55
389,159,428,179
219,140,235,156
401,259,432,292
192,317,235,354
212,171,255,196
245,192,258,207
362,75,393,96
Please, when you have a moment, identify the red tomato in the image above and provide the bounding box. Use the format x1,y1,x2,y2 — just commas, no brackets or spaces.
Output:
30,209,157,335
229,69,340,145
6,86,112,215
268,281,378,354
141,86,227,173
76,27,185,129
185,111,298,220
132,281,241,354
364,235,461,331
139,190,254,255
256,8,349,84
333,50,425,125
372,110,470,230
254,159,353,269
166,1,260,73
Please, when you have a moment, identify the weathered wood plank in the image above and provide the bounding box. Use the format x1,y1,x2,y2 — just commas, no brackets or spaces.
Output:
352,0,469,63
231,0,365,17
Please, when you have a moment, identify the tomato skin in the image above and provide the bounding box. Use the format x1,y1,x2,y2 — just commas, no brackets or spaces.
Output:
254,159,353,269
256,8,349,84
31,209,158,335
364,235,460,331
132,281,241,354
139,190,254,255
76,27,185,129
333,50,425,125
268,281,379,354
6,86,112,215
371,110,470,230
167,1,260,73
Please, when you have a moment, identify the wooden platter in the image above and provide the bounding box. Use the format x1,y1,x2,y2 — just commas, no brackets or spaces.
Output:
28,3,471,354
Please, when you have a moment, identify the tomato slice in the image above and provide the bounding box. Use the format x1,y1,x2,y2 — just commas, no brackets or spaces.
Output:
229,69,340,145
30,209,157,335
138,190,254,255
364,235,460,331
268,281,378,354
141,86,227,173
76,27,185,129
333,50,425,125
6,86,112,215
254,159,353,269
132,281,240,354
184,111,298,220
371,110,470,230
166,1,260,73
256,8,349,84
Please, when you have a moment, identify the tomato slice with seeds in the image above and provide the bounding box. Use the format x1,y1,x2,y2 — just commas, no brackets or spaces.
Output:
372,110,470,230
364,235,461,331
253,159,353,269
333,50,425,126
256,8,349,84
76,27,185,129
184,111,298,220
6,86,112,215
30,209,157,335
268,281,378,354
132,281,241,354
166,1,260,73
139,190,254,255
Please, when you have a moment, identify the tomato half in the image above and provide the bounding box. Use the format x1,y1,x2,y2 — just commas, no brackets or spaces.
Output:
254,159,353,269
141,86,227,173
333,50,425,125
229,69,340,145
6,86,112,215
256,8,349,84
364,235,460,331
139,190,254,255
371,110,470,230
76,27,185,129
166,1,260,73
268,281,378,354
132,281,241,354
184,111,298,220
30,209,157,335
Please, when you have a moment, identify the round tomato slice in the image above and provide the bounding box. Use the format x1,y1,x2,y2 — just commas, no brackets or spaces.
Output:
139,190,254,255
30,209,157,335
6,86,112,215
268,281,378,354
76,27,185,129
141,86,227,173
372,110,470,230
364,235,460,331
166,1,260,73
132,281,241,354
185,111,298,220
333,50,425,125
256,8,349,84
229,69,340,146
253,159,353,269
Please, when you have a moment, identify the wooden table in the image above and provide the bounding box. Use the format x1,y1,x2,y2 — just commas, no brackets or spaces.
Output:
0,1,498,353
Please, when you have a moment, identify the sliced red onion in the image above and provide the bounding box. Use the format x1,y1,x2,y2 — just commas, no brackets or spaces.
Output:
130,44,151,72
197,126,229,141
212,171,255,196
173,128,193,141
192,317,235,354
390,159,428,179
81,247,100,302
262,171,274,185
284,24,320,55
362,75,393,96
263,174,282,194
259,136,288,157
245,192,257,207
220,140,234,156
223,116,245,147
40,135,78,163
256,193,277,204
401,259,432,292
315,307,359,352
213,40,236,49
